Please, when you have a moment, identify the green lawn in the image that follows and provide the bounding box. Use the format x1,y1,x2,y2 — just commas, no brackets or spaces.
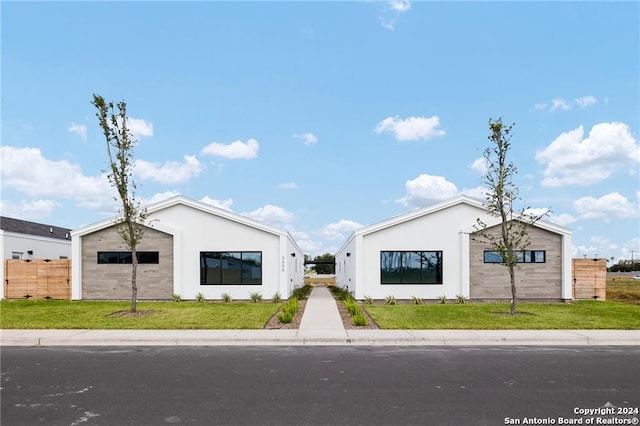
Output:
0,300,281,329
363,301,640,330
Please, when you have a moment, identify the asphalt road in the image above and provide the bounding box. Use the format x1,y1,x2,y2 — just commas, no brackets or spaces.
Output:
1,346,638,426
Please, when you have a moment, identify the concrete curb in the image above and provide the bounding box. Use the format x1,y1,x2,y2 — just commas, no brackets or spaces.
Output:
1,329,638,347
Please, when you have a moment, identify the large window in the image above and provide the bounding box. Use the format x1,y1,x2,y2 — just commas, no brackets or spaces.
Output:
97,251,159,264
200,251,262,285
483,250,546,264
380,251,443,284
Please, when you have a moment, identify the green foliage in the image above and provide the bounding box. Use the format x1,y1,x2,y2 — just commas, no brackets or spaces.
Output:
277,311,294,323
291,284,313,300
411,296,423,305
329,285,354,301
221,292,232,303
250,292,263,303
352,310,368,326
172,294,182,302
455,295,466,304
195,292,205,302
385,295,397,305
363,295,374,305
311,253,335,274
438,295,447,304
344,298,359,316
272,292,282,303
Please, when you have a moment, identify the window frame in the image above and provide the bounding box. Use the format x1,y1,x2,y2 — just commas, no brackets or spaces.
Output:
97,251,160,264
380,250,443,285
483,250,546,264
200,251,263,286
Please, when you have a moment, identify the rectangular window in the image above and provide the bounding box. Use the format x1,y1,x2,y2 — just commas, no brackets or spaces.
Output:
380,251,443,284
97,251,159,264
12,252,23,259
483,250,546,264
200,251,262,285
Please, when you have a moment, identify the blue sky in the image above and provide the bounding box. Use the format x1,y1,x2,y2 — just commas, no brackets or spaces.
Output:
2,1,639,262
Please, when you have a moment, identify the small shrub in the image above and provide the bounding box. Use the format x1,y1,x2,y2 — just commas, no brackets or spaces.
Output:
411,296,423,305
172,294,182,302
283,298,299,315
352,310,368,326
272,292,282,303
455,294,466,304
250,291,263,303
221,292,232,303
329,285,353,301
278,311,294,323
385,295,397,305
363,295,374,305
438,295,447,304
195,292,205,302
292,284,313,300
344,299,359,316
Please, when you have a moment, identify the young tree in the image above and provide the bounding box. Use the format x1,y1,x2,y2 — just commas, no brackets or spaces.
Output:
474,118,547,315
92,94,148,313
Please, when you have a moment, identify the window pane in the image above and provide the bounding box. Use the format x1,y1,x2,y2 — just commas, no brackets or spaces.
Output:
242,252,262,285
522,251,532,263
421,252,442,284
200,252,222,284
381,252,402,284
222,252,242,284
137,252,159,264
534,251,545,263
401,252,422,283
484,251,503,263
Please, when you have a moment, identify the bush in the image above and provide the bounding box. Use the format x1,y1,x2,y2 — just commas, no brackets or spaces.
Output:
363,296,374,305
438,295,447,304
282,298,299,315
195,292,205,302
352,310,368,326
250,292,263,303
456,294,466,304
172,294,182,302
329,285,353,301
385,295,397,305
272,292,282,303
344,299,359,316
278,311,294,323
411,296,423,305
292,284,313,300
221,292,232,303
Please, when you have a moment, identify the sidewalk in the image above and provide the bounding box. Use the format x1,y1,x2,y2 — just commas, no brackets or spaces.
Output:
1,287,638,347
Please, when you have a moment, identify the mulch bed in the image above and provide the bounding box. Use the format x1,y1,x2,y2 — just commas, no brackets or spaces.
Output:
106,310,155,318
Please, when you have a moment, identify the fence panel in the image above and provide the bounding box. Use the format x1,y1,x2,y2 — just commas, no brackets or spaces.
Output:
4,259,71,299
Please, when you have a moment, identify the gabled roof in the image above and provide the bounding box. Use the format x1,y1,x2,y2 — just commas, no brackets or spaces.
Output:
0,216,72,241
71,195,301,249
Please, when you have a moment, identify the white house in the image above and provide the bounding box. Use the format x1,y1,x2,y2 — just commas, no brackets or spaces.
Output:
1,216,72,299
71,195,304,301
334,195,572,301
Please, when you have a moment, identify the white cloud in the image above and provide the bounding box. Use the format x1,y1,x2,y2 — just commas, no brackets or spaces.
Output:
469,157,489,174
242,204,294,225
147,190,181,204
293,133,318,145
201,139,259,159
574,192,639,221
0,146,114,211
459,186,487,201
575,95,597,108
200,196,234,211
134,155,203,184
0,199,61,220
547,212,576,226
396,174,459,207
321,219,364,241
536,122,640,186
279,182,299,189
550,98,571,111
68,123,87,141
533,103,547,111
375,115,445,141
126,117,154,139
379,0,411,30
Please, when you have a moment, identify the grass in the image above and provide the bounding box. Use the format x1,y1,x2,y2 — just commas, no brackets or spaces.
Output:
0,300,281,329
607,275,640,304
363,301,640,329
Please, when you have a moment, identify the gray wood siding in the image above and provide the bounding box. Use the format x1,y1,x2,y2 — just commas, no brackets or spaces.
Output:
81,225,173,299
469,224,562,300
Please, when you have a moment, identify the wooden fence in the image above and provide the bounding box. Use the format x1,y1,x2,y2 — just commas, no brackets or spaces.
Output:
572,258,606,300
4,259,71,300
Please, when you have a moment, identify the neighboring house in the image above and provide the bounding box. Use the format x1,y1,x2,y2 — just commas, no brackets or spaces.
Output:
334,195,572,301
71,195,304,300
0,216,73,299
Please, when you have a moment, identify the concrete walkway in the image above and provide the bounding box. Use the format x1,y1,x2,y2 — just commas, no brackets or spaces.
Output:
1,287,638,346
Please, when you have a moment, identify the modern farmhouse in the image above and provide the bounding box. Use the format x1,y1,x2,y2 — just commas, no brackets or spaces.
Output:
71,196,304,300
334,195,572,301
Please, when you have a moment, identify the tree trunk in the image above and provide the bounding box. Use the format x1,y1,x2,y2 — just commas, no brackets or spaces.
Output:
131,246,138,313
509,264,517,315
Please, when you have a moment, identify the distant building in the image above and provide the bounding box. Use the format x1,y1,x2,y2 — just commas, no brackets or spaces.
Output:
0,216,72,299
